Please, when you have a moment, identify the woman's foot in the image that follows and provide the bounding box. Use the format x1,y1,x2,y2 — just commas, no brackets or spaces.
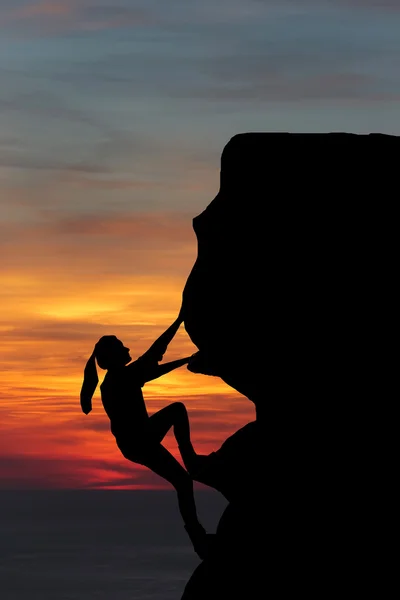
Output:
184,523,213,560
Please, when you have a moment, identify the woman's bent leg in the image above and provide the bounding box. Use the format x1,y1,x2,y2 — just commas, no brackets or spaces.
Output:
148,402,198,473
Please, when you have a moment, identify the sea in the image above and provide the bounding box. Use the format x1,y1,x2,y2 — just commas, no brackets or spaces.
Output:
0,490,228,600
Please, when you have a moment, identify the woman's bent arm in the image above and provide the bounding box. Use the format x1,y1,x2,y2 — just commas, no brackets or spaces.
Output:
143,357,191,383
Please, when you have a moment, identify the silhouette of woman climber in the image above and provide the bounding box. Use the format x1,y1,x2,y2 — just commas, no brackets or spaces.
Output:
80,309,209,558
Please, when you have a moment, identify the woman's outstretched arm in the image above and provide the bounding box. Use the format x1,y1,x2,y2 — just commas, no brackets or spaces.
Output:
142,356,191,383
140,307,184,363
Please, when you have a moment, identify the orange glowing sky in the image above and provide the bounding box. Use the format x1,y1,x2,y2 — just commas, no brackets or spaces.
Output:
1,0,399,489
0,204,255,489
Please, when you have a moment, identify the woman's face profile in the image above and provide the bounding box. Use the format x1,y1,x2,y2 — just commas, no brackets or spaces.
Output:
97,336,131,368
113,339,131,365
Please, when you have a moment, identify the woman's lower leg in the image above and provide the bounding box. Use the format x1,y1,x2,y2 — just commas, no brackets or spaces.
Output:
176,478,208,558
173,403,198,473
176,478,202,528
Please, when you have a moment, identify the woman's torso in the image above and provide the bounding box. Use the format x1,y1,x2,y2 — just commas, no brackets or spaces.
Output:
100,362,149,442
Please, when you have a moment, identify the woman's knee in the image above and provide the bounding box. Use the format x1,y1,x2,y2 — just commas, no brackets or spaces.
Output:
172,401,187,416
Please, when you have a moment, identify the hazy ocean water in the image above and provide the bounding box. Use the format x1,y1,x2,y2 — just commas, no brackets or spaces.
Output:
0,490,228,600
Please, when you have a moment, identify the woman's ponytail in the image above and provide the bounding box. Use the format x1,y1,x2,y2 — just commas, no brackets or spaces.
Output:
80,350,98,414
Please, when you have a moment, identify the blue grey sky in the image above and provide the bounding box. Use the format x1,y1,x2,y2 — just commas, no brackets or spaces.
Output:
1,0,399,216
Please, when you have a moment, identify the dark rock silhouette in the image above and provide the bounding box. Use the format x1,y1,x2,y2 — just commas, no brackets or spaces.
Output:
180,132,397,597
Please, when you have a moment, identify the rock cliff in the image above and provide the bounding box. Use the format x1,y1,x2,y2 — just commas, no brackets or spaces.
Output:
180,132,398,598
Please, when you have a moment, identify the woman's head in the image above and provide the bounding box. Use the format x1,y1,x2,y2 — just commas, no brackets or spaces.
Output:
80,335,131,415
94,335,131,370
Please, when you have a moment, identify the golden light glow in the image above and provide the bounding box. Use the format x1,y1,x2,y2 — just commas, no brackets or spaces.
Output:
0,210,254,489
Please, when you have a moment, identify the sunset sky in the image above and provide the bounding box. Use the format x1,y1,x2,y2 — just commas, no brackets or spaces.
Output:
1,0,399,490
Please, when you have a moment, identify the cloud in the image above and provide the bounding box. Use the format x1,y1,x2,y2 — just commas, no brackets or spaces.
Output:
77,4,152,31
0,91,100,128
42,210,194,238
0,382,255,488
334,0,400,11
0,90,160,176
0,153,105,173
14,1,72,18
0,81,220,216
0,0,280,36
253,0,400,12
3,3,393,110
181,70,387,104
0,211,198,289
0,453,157,489
1,1,155,35
163,26,400,106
